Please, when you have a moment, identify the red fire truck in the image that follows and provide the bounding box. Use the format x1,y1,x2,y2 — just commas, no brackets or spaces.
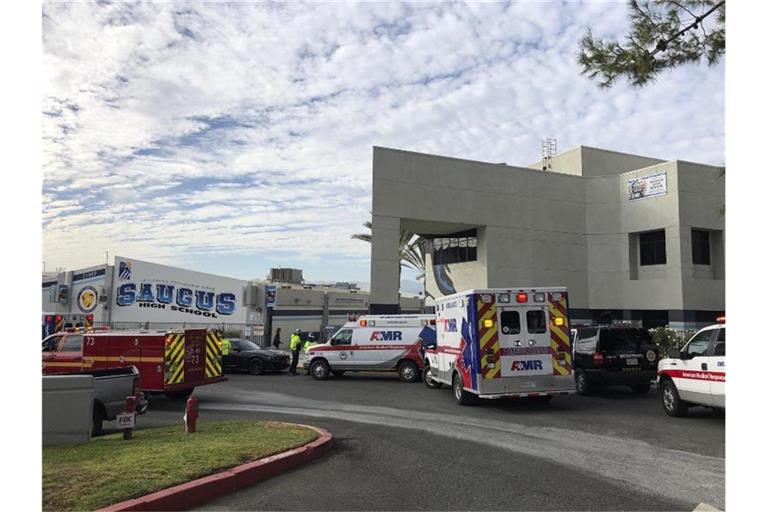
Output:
42,328,226,399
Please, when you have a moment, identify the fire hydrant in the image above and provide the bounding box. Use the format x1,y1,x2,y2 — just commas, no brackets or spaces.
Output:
123,395,137,440
184,396,199,433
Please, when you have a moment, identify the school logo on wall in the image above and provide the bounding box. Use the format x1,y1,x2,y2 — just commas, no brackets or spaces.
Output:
119,261,132,281
77,286,99,313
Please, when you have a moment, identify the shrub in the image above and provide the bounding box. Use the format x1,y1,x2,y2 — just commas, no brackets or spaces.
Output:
649,326,696,357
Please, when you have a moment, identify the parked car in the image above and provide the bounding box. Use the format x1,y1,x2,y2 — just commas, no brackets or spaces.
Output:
223,338,291,375
572,326,659,395
657,323,725,417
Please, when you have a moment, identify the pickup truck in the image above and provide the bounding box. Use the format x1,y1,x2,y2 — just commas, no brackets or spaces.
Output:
85,366,148,435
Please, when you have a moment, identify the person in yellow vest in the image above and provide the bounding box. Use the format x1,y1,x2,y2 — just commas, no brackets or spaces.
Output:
303,334,318,375
220,335,231,357
289,329,302,375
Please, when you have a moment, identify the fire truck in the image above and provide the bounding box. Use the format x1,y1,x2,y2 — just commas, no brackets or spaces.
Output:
42,328,226,399
423,287,576,404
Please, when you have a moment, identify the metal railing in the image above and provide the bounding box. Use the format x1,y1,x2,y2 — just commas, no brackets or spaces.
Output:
93,322,265,346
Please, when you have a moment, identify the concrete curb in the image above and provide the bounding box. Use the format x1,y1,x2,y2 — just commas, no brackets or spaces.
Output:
97,423,332,512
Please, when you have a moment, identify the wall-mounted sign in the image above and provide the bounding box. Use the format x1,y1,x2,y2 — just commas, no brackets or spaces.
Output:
627,171,667,201
77,286,99,313
111,256,247,323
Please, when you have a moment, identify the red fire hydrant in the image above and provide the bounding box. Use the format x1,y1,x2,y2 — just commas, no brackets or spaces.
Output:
123,395,137,440
185,396,199,433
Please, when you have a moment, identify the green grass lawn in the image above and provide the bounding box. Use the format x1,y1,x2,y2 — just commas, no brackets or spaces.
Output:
43,421,319,512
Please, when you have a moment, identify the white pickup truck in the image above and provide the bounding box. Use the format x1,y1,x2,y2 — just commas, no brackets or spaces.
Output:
657,323,725,417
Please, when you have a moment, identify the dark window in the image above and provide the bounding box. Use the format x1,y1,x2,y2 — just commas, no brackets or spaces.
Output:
331,329,352,345
639,230,666,266
598,328,655,355
500,311,521,335
431,229,478,265
691,229,711,265
526,310,547,334
714,328,725,356
60,335,83,352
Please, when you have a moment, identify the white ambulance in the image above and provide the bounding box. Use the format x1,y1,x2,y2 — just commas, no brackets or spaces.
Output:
423,288,576,404
303,315,436,382
657,321,725,417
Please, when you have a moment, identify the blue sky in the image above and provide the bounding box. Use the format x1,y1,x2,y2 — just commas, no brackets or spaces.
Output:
42,1,724,285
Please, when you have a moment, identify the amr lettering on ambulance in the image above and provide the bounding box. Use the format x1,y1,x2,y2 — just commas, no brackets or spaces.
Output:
111,256,247,324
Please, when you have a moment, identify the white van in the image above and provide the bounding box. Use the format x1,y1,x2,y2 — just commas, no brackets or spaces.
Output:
303,315,436,382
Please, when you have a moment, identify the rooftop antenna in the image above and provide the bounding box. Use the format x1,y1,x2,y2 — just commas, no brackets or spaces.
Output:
541,138,557,171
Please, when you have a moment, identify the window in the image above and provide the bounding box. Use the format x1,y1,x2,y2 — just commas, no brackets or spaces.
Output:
599,328,655,354
500,311,521,335
714,328,725,356
331,329,353,345
639,230,666,266
60,335,83,353
684,330,713,357
431,229,478,265
576,328,598,353
526,310,547,334
42,336,62,352
691,229,711,265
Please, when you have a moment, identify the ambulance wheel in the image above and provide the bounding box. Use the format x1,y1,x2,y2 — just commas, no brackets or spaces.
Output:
248,358,264,375
575,369,591,396
166,388,194,400
92,405,105,436
398,361,419,383
660,379,688,417
423,367,442,389
310,359,330,380
331,370,346,377
452,372,476,405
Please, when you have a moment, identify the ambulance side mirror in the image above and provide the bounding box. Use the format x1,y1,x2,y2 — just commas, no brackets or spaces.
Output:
668,348,681,359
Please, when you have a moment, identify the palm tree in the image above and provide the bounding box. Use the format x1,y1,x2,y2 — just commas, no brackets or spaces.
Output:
351,219,430,299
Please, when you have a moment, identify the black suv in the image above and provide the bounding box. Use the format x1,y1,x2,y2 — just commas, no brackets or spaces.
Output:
572,326,659,395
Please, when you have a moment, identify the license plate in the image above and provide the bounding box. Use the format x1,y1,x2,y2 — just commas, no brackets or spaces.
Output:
626,358,638,365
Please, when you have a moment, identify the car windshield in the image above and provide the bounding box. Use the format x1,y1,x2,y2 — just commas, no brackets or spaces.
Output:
599,329,655,354
234,339,262,351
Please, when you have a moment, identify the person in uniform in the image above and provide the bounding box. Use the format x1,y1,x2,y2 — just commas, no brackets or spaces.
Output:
289,329,302,375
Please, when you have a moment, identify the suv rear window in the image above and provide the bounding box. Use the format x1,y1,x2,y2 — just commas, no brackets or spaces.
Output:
599,329,654,354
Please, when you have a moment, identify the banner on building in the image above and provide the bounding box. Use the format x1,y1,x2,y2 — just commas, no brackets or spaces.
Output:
265,285,277,308
627,171,667,201
111,256,248,323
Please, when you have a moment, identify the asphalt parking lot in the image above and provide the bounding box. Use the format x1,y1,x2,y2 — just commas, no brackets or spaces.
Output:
135,371,724,511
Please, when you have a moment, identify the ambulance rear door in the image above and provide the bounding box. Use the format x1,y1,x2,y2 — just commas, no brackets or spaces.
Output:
497,305,552,378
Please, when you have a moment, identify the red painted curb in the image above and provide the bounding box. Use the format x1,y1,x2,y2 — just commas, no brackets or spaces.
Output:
97,423,332,512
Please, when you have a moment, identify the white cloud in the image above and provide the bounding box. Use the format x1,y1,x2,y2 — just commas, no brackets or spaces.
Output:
42,1,724,280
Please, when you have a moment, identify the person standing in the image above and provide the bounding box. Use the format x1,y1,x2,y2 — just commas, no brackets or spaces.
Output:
289,329,302,375
272,327,282,349
219,332,231,356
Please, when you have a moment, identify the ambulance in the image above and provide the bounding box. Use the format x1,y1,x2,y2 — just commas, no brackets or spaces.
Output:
423,288,576,404
303,315,436,382
657,320,725,417
42,328,226,399
42,312,92,339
